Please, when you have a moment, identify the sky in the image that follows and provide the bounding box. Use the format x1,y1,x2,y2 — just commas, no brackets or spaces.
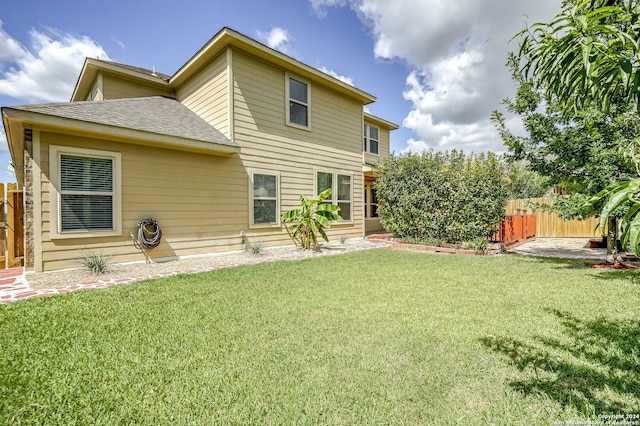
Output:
0,0,563,183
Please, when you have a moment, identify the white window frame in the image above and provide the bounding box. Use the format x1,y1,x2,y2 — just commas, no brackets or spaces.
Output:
285,74,311,130
364,124,380,155
315,170,353,223
49,145,122,239
249,170,280,228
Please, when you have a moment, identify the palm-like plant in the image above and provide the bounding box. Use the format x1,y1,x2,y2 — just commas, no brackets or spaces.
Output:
281,189,342,250
586,178,640,259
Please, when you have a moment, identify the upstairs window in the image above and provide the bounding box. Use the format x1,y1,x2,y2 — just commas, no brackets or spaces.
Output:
364,124,379,155
287,76,310,128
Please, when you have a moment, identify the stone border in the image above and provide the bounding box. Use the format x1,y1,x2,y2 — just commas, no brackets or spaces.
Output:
1,241,392,303
391,241,501,256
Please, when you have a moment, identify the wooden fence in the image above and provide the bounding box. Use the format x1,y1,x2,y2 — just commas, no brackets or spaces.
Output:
506,198,602,238
0,183,24,269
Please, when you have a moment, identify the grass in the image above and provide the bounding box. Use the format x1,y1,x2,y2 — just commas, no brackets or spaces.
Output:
1,249,638,425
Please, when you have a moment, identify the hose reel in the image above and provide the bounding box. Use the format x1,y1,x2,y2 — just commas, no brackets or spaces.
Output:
136,217,162,250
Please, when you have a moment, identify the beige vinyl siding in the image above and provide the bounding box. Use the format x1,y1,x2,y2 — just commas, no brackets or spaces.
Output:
37,131,248,271
232,51,365,241
101,74,172,100
176,52,229,137
88,79,102,101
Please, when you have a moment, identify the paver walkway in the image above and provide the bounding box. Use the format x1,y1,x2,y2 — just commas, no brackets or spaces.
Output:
508,237,607,260
0,242,391,304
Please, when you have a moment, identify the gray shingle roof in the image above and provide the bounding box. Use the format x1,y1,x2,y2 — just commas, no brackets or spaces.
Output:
11,96,239,149
93,58,172,81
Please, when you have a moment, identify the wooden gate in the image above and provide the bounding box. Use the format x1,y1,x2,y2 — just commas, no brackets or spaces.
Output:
0,183,24,269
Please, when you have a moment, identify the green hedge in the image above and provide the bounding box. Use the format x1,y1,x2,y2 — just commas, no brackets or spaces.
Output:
375,150,508,243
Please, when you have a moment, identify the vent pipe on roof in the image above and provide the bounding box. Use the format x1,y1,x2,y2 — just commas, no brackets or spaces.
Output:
151,66,157,77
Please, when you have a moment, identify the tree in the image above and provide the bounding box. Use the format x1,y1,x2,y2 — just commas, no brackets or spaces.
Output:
505,161,550,200
516,0,640,259
493,58,640,259
519,0,640,113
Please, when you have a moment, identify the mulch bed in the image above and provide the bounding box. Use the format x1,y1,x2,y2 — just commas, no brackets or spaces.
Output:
587,261,639,269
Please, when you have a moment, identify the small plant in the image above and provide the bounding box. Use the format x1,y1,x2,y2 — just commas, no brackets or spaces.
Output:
80,250,110,275
339,234,349,245
246,240,264,255
472,237,489,254
281,189,342,250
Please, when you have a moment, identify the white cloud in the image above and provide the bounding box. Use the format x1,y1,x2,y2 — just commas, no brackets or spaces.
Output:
319,66,354,86
111,35,126,50
310,0,348,18
0,130,7,154
311,0,564,153
257,27,294,55
0,21,27,62
0,21,109,103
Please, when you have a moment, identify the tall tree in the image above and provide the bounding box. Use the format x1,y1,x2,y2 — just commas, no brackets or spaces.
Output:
516,0,640,259
493,55,639,259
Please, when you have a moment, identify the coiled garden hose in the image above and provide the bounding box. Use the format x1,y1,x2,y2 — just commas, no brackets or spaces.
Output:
137,218,162,250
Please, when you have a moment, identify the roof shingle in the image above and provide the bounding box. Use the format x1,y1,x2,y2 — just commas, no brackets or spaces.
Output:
10,96,238,148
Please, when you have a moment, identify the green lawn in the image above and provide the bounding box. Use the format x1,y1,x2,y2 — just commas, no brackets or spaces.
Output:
1,249,638,425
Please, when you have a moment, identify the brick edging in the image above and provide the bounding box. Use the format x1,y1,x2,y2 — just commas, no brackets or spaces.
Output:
391,242,500,255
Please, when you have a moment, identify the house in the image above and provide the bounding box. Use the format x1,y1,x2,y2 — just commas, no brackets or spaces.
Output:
1,27,398,273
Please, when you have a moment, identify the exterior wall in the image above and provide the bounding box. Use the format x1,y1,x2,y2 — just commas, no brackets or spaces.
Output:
30,48,379,271
101,74,172,100
231,50,365,244
36,131,248,272
176,52,229,137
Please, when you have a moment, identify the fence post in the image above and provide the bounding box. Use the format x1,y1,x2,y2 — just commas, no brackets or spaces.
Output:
6,183,24,268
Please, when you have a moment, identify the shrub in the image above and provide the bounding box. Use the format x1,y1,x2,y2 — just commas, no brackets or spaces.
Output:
246,240,264,255
80,250,110,275
375,150,508,244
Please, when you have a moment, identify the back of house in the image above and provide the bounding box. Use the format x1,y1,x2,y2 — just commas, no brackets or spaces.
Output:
1,27,397,272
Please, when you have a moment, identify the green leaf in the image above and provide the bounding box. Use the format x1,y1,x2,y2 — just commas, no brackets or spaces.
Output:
626,216,640,256
620,57,633,74
598,183,633,231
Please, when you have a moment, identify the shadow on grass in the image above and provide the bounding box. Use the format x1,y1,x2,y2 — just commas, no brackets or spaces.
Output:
510,255,640,283
480,309,640,416
589,268,640,285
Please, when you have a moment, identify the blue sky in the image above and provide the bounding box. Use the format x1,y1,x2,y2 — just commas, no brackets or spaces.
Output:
0,0,563,183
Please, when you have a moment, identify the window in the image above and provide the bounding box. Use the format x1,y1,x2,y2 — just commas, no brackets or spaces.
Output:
50,145,121,238
316,171,352,221
364,184,379,218
250,171,279,226
287,76,310,128
364,124,379,155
